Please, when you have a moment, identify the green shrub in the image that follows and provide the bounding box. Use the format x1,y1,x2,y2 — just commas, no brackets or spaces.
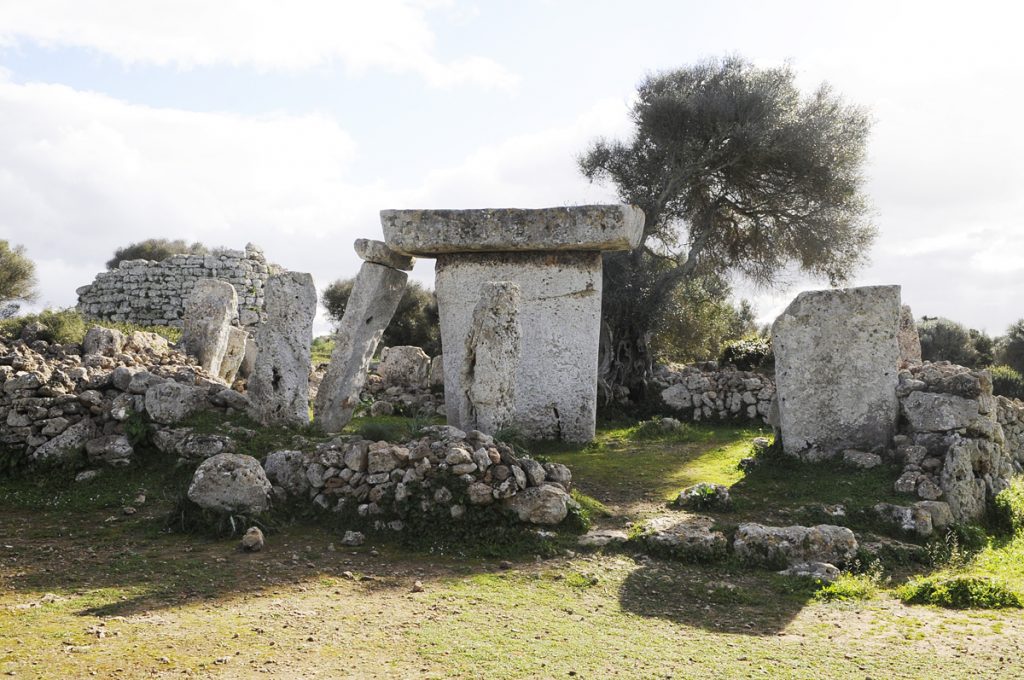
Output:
899,576,1022,609
0,308,181,345
814,572,880,602
719,336,772,371
990,365,1024,401
993,478,1024,534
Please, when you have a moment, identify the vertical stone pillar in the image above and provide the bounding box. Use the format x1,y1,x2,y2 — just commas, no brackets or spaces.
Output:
181,279,237,377
218,326,249,384
461,281,522,435
771,285,902,460
381,205,644,443
248,272,317,426
314,240,413,432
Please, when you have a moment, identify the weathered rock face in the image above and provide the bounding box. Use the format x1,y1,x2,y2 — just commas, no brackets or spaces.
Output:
459,282,521,435
76,243,274,329
187,453,273,515
507,485,572,525
314,262,407,432
732,523,858,567
377,346,431,390
354,238,415,271
218,326,248,384
898,305,922,367
28,418,98,468
145,382,208,425
772,285,901,460
248,272,317,426
181,279,237,377
263,449,311,498
382,205,644,255
436,252,602,443
635,516,728,561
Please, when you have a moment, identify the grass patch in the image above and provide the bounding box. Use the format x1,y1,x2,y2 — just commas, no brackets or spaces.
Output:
993,477,1024,534
814,572,880,603
899,576,1023,609
0,308,180,344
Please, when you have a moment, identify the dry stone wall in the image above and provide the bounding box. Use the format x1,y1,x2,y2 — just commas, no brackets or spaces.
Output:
655,362,774,424
76,243,276,329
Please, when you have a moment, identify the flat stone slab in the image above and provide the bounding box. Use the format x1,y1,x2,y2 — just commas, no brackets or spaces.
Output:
381,205,644,256
354,238,414,271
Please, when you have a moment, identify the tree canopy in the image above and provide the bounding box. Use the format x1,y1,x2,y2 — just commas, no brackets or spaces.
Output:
998,319,1024,374
322,278,441,356
106,238,208,270
0,240,37,318
918,316,994,368
579,56,875,394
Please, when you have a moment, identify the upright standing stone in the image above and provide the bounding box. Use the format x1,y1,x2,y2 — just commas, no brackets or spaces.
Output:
897,305,922,367
181,279,237,377
461,282,522,435
248,272,317,426
382,205,643,443
772,285,902,460
314,244,409,432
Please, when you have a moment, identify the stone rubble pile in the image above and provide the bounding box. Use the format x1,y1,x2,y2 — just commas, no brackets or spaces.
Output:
655,362,774,424
893,361,1024,523
0,326,248,472
76,243,276,329
260,425,576,526
355,346,445,418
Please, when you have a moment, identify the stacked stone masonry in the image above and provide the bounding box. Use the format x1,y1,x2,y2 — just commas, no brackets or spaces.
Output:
76,243,277,329
655,362,774,424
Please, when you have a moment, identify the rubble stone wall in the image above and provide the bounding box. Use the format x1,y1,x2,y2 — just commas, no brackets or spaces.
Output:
76,244,275,329
656,362,775,424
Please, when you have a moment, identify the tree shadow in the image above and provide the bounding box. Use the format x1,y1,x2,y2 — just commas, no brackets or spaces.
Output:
617,556,818,636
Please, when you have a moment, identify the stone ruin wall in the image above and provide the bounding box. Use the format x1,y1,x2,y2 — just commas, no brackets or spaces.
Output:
656,362,775,425
76,243,276,329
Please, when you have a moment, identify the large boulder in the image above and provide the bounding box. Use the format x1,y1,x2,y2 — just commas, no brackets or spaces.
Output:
771,285,901,460
263,450,311,498
635,516,728,561
378,346,431,389
187,453,273,515
145,381,208,425
82,326,126,357
506,485,572,525
732,523,858,567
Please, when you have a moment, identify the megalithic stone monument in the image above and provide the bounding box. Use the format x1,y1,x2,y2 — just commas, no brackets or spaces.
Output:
314,240,413,432
771,285,902,461
181,279,237,377
461,281,522,435
248,272,318,426
382,205,644,443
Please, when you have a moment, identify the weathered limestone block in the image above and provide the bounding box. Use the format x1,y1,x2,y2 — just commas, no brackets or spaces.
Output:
187,453,273,515
902,391,982,432
506,484,572,525
898,305,922,366
82,326,126,356
218,326,248,384
248,272,317,426
382,205,644,255
772,285,901,460
145,382,208,425
181,279,237,376
29,418,98,468
460,282,521,435
314,262,407,432
354,238,415,271
436,252,602,443
378,346,431,389
733,523,858,567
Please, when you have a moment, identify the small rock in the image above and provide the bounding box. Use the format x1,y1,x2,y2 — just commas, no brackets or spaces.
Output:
411,580,425,593
341,531,365,547
240,526,265,552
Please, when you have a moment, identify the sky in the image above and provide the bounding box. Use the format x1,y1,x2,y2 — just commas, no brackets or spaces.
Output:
1,0,1022,337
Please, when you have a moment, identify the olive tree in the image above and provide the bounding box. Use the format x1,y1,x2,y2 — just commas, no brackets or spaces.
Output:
0,240,37,318
579,56,875,395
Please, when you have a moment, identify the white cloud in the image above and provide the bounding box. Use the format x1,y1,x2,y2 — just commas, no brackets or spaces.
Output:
0,0,517,89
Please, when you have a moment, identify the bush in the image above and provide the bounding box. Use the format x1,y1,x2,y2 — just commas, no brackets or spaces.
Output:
323,279,441,355
0,309,181,346
719,336,772,371
107,238,208,270
993,478,1024,534
990,365,1024,401
899,575,1022,609
918,317,992,367
814,572,880,603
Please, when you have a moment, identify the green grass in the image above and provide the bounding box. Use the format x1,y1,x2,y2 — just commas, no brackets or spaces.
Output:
814,572,881,603
0,308,181,345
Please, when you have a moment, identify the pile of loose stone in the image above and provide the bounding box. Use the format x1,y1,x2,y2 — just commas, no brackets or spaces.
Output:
187,425,577,527
76,243,276,329
356,346,445,418
0,325,248,474
655,361,774,424
884,361,1024,530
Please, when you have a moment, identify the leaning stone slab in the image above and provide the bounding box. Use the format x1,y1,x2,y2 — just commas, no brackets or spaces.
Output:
354,238,415,271
460,281,521,435
248,272,317,426
381,205,644,255
181,279,237,376
772,285,901,460
314,262,407,432
218,326,248,384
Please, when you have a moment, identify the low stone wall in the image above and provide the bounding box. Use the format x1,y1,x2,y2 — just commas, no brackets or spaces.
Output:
0,328,248,471
654,362,774,424
76,243,276,329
